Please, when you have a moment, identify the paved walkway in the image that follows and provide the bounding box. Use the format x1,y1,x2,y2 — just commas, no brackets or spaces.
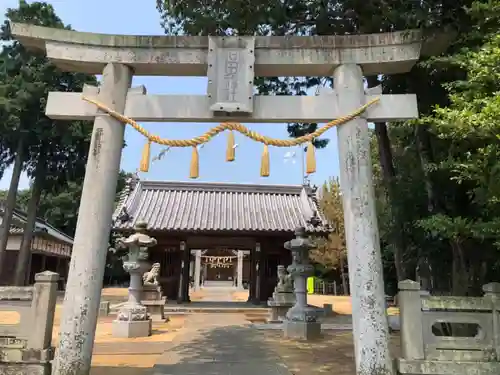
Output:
198,281,237,302
151,314,291,375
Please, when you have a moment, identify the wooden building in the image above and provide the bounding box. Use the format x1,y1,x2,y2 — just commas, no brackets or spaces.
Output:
0,205,72,286
112,178,329,304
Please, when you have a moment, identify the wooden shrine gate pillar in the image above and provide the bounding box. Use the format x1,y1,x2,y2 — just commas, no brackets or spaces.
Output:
259,245,270,303
177,241,190,303
250,242,262,304
247,249,255,303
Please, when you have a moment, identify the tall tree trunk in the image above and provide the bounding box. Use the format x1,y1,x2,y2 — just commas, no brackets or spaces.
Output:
415,124,475,296
375,122,406,281
340,255,349,295
14,151,47,286
451,239,469,296
415,125,439,213
479,260,487,291
0,136,26,277
367,75,407,281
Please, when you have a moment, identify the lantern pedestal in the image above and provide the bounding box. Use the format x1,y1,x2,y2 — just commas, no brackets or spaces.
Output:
284,320,321,340
112,319,152,338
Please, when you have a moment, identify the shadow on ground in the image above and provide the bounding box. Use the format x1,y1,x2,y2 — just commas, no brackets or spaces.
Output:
263,331,356,374
153,323,291,374
261,331,402,375
90,367,152,375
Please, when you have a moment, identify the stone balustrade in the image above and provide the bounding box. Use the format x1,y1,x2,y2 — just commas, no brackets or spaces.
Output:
0,271,59,375
397,280,500,375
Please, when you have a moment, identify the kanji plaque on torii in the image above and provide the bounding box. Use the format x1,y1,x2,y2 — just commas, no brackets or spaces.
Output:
207,36,255,113
10,22,449,375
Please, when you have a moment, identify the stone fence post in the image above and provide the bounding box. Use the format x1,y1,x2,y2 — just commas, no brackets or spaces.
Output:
398,280,425,360
28,271,59,350
483,282,500,359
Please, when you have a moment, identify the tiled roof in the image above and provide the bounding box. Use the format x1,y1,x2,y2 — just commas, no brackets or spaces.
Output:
113,179,329,233
0,203,74,245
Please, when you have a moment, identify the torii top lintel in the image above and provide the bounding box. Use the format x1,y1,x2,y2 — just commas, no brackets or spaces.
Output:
10,23,451,77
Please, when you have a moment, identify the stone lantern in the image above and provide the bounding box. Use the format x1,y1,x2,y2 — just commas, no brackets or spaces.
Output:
112,221,157,338
283,227,321,340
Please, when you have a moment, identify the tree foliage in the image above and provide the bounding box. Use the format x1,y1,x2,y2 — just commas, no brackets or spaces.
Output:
412,11,500,294
0,1,96,189
311,178,346,270
367,0,500,295
0,1,98,282
310,178,349,293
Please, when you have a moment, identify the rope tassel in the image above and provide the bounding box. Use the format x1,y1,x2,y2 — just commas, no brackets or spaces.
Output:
139,140,151,172
189,146,199,179
260,144,270,177
306,141,316,174
226,131,235,162
82,95,380,178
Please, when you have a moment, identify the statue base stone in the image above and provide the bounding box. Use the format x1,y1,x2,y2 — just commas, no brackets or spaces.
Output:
112,319,152,338
142,297,167,322
143,284,163,301
283,320,322,340
142,284,166,322
112,304,152,338
267,292,295,323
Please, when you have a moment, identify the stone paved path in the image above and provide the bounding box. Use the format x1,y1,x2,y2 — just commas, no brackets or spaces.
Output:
152,313,291,375
199,281,236,302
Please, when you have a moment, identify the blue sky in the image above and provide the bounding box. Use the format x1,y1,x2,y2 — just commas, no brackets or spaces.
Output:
0,0,340,190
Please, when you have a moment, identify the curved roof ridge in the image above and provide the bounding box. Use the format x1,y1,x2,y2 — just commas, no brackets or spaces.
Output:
139,180,305,194
112,174,140,221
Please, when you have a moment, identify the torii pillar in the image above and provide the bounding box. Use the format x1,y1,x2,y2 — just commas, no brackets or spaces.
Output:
335,64,393,374
55,63,132,375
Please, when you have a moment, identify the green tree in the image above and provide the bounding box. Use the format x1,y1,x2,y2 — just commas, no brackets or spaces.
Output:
0,189,30,209
412,7,500,294
311,178,349,294
364,0,500,296
0,1,96,284
36,170,132,237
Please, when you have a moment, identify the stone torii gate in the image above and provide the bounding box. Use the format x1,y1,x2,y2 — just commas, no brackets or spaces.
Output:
11,23,443,375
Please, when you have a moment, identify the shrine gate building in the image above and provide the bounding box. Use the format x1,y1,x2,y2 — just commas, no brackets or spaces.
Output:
112,177,329,303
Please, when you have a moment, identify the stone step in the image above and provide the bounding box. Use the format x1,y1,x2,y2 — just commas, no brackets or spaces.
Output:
251,322,353,330
163,307,270,314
